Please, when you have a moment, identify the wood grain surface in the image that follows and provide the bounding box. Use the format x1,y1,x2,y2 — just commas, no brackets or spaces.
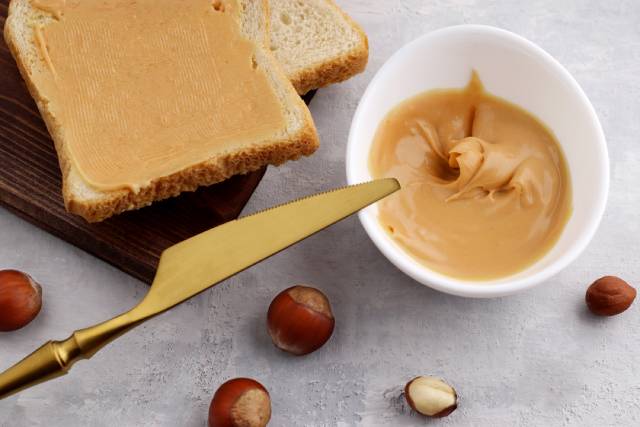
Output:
0,0,315,283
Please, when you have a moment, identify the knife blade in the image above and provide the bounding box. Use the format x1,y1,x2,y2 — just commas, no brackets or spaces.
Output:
0,178,399,399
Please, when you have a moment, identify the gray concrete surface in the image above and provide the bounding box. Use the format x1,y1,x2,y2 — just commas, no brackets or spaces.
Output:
1,1,639,426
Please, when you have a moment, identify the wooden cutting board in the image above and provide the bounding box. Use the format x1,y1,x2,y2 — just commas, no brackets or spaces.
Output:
0,1,315,284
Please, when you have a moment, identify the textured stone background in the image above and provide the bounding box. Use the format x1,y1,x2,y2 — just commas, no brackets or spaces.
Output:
1,1,639,426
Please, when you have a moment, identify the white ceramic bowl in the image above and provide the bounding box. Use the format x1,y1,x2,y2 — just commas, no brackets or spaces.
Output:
346,25,609,298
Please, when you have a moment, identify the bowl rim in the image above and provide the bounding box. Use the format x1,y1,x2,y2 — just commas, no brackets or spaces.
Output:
346,24,609,298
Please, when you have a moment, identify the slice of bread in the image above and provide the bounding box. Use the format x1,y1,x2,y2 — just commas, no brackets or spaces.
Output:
4,0,319,222
241,0,271,48
268,0,368,95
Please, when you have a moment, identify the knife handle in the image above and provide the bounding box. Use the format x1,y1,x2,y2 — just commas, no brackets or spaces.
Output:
0,311,141,400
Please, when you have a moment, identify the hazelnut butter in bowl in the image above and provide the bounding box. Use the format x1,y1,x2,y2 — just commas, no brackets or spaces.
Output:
347,25,609,297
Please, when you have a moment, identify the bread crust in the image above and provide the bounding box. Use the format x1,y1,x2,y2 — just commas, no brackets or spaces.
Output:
289,39,368,95
4,0,319,222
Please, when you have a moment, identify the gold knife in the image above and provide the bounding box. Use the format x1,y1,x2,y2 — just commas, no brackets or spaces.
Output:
0,178,399,400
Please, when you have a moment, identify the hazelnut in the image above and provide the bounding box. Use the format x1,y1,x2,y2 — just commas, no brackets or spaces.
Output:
586,276,636,316
267,285,335,356
0,269,43,332
404,376,458,418
208,378,271,427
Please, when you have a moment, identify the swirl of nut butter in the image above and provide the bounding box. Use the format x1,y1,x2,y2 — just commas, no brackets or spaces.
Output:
415,119,549,208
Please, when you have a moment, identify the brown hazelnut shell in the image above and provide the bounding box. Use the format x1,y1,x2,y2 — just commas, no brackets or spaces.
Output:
267,285,335,355
208,378,271,427
0,269,42,332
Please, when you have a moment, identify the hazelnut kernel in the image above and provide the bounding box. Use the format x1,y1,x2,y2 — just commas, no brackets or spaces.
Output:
404,376,458,418
586,276,636,316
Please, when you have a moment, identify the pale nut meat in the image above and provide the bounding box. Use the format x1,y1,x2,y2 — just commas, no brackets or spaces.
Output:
586,276,636,316
404,376,458,418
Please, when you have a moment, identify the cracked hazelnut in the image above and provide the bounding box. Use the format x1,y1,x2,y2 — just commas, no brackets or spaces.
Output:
208,378,271,427
0,269,42,332
586,276,636,316
404,376,458,418
267,285,335,355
